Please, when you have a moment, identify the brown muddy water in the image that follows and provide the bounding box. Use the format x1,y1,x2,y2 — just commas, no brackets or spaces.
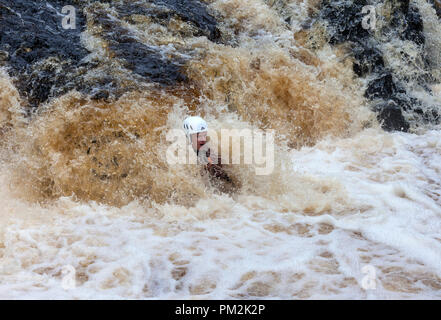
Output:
0,0,440,299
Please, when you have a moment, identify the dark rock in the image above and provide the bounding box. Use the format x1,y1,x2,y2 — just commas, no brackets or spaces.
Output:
0,0,89,108
388,0,425,45
426,109,440,122
394,0,410,14
0,0,89,68
415,107,440,123
0,0,221,109
318,0,437,131
374,101,409,132
89,7,188,85
365,73,404,101
111,39,187,83
402,5,425,45
352,44,385,77
155,0,221,42
320,0,370,44
114,0,221,42
435,0,441,18
397,96,419,112
91,90,110,100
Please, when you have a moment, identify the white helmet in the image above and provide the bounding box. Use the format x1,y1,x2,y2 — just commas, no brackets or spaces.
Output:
183,116,207,139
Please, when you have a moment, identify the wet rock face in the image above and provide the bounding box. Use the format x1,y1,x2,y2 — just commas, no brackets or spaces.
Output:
150,0,221,41
352,44,384,77
321,0,370,44
391,1,425,46
87,5,188,86
365,74,402,101
319,0,438,132
0,0,220,109
0,0,89,109
0,1,88,70
113,0,220,41
374,101,410,132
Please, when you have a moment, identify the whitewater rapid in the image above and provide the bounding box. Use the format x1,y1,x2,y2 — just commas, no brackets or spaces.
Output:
1,127,440,299
0,0,441,299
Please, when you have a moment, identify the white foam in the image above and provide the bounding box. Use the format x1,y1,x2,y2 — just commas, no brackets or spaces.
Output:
1,129,441,299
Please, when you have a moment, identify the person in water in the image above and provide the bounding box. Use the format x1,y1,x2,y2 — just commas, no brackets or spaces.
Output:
183,116,235,192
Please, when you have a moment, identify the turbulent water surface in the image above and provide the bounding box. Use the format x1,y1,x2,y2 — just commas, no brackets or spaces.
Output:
0,0,440,299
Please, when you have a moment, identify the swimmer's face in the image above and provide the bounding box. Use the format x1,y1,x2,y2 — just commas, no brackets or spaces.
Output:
190,131,207,152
